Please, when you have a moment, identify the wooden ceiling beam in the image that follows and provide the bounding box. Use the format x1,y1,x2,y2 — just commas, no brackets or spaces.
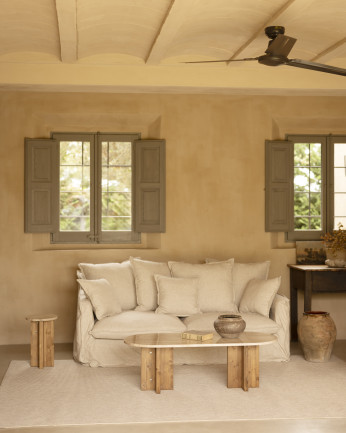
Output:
228,0,297,64
145,0,199,65
311,37,346,62
55,0,77,63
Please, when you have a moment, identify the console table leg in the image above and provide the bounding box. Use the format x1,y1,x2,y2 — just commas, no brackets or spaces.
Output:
304,271,312,312
290,268,298,341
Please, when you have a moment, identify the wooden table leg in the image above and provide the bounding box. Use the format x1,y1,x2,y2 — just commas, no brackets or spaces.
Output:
141,348,156,390
141,347,173,393
304,271,312,312
227,346,243,388
290,268,298,341
243,346,259,391
227,346,259,391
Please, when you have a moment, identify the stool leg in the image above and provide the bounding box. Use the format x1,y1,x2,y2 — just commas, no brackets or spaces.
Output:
30,321,39,367
44,320,55,367
39,321,44,369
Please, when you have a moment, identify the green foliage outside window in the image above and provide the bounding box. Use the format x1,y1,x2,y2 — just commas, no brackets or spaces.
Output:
294,143,322,230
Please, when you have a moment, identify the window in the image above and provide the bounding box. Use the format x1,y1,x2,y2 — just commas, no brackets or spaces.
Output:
24,133,166,244
265,135,346,241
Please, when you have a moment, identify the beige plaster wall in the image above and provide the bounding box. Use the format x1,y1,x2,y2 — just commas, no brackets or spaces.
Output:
0,91,345,345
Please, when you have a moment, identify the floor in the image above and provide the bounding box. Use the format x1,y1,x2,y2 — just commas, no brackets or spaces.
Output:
0,342,346,433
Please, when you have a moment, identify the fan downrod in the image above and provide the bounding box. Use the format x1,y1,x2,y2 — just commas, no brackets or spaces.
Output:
265,26,285,39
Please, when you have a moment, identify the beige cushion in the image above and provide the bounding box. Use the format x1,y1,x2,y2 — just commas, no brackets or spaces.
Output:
182,311,280,334
168,261,237,313
155,275,200,317
239,277,281,317
91,311,186,339
206,258,270,305
77,279,122,320
130,257,171,311
78,261,136,310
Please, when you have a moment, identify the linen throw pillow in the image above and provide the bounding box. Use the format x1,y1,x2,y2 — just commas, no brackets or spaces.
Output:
130,257,171,311
168,260,237,313
154,275,200,317
205,258,271,306
78,261,136,311
239,277,281,317
77,278,122,320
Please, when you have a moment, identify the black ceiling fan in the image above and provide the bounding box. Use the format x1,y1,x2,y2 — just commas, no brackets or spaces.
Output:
184,26,346,76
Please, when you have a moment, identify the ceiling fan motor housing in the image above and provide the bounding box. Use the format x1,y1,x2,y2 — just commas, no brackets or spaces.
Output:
265,26,285,39
258,54,288,66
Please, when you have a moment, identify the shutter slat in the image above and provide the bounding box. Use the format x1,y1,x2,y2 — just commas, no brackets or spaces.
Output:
24,138,58,233
134,140,166,233
265,140,293,232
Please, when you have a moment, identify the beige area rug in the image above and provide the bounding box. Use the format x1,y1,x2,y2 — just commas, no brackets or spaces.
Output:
1,353,346,429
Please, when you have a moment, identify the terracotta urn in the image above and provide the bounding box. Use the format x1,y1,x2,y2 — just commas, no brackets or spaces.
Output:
214,314,246,339
297,311,337,362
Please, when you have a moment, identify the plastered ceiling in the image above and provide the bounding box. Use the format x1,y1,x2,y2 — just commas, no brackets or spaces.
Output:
1,0,346,94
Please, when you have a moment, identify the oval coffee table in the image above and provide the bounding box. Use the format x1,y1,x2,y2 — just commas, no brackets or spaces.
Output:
124,332,276,393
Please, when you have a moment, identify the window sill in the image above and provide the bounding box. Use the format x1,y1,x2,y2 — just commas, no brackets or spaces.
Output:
29,232,162,251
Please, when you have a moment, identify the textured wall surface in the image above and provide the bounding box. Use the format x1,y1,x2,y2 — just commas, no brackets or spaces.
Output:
1,91,346,344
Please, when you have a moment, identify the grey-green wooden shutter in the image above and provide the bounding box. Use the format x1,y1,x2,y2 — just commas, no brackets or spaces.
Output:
265,140,293,232
24,138,59,233
134,139,166,233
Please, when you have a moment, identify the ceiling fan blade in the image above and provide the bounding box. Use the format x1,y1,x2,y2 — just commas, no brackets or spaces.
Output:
287,58,346,76
266,34,297,57
183,57,258,64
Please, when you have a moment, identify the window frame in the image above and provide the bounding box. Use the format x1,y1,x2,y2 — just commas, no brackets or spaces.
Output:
50,132,141,244
285,134,328,242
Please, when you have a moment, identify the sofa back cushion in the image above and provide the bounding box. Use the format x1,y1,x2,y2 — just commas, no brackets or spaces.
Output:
155,275,200,316
206,259,270,306
77,278,122,320
239,277,281,317
78,261,136,311
168,260,237,313
130,257,171,311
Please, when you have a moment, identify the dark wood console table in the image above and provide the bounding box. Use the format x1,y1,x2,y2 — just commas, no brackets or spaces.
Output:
288,264,346,341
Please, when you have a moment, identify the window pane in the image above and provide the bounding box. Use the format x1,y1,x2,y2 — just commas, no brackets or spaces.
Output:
310,168,322,192
293,142,322,231
59,217,90,231
102,167,131,191
310,218,321,230
101,141,132,232
335,193,346,217
294,217,309,230
333,143,346,229
294,192,309,215
59,141,90,231
294,143,310,166
102,192,131,216
102,217,131,231
310,143,322,166
294,168,310,192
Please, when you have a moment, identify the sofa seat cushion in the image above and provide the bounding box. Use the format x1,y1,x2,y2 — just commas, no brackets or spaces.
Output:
182,312,280,335
91,311,186,340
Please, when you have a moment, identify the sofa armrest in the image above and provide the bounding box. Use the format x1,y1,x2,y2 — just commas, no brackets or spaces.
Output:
270,294,290,327
269,293,290,360
73,289,95,363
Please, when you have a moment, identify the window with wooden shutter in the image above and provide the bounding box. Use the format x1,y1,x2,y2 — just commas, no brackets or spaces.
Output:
24,133,166,243
266,135,345,241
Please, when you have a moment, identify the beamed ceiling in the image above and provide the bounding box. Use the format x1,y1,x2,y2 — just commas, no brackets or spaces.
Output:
1,0,346,95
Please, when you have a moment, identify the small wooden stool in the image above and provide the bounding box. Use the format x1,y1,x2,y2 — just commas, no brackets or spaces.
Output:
26,314,58,368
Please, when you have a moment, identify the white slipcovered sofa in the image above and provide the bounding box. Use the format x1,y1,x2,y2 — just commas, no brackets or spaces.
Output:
73,258,290,367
